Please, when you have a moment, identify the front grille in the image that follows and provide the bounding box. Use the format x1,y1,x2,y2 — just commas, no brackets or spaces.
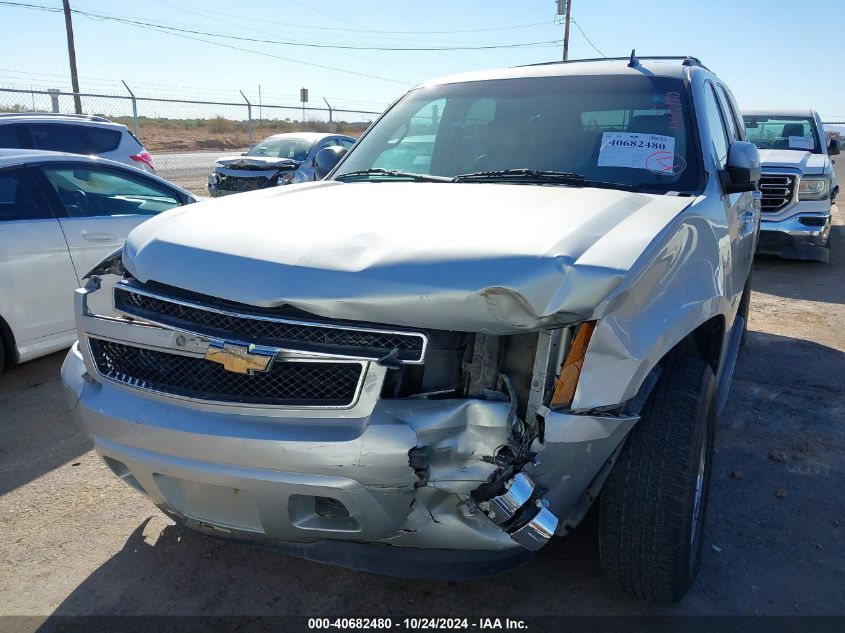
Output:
215,174,273,192
89,338,363,407
759,174,797,213
114,286,426,363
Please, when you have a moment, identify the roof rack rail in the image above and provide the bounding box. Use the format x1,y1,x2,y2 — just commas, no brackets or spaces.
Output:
524,55,708,70
0,112,114,123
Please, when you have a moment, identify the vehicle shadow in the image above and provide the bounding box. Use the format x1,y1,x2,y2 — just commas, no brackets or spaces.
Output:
35,509,666,623
28,331,845,622
0,350,90,496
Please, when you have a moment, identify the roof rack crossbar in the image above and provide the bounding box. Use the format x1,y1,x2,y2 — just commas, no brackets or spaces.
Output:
524,55,707,70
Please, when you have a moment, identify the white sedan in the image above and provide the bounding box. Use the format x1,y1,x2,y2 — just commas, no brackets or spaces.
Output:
0,149,198,372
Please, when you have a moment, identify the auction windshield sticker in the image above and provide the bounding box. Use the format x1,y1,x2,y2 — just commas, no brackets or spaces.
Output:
598,132,676,172
788,135,815,150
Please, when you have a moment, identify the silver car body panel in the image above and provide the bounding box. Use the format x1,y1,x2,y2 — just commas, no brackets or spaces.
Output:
64,59,755,566
122,181,694,335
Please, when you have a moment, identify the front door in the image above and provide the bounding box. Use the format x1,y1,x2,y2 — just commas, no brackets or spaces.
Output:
0,167,80,348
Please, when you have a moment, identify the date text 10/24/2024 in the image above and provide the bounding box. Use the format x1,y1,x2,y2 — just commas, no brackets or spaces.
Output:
307,617,529,630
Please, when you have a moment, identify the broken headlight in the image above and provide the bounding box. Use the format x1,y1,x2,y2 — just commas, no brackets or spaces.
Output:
84,246,125,279
276,171,295,186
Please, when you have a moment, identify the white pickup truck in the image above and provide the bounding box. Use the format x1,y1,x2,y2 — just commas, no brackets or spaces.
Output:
743,109,839,262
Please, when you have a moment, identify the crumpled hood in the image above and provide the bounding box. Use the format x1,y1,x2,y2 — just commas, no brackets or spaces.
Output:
758,149,829,174
214,155,299,170
123,182,693,333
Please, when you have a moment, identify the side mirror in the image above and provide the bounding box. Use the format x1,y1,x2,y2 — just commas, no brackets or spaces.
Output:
828,139,840,156
723,141,761,193
313,146,347,180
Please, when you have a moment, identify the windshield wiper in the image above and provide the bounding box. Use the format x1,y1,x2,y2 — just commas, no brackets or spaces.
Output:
334,168,452,182
452,169,648,193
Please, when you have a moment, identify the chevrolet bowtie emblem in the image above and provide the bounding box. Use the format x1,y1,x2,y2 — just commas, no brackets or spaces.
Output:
204,341,275,374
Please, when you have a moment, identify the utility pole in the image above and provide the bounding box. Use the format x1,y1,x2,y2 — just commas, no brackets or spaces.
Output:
62,0,82,113
562,0,572,61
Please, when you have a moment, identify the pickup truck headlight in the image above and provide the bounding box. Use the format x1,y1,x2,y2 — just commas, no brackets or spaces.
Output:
798,177,829,200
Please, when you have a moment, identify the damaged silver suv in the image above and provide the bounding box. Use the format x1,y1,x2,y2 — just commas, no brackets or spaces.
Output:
63,55,760,603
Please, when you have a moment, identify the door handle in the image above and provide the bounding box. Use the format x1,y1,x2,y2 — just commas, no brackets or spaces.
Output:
81,231,120,243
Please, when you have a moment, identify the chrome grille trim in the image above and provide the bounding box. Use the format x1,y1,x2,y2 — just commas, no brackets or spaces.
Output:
113,282,428,364
87,336,368,409
759,173,797,213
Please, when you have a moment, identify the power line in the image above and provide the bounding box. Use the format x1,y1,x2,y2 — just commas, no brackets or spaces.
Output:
571,18,607,57
149,0,553,36
2,2,564,51
0,1,413,85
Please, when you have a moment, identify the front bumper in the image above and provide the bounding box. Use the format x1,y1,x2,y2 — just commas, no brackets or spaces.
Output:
207,167,300,197
756,209,832,262
62,282,637,575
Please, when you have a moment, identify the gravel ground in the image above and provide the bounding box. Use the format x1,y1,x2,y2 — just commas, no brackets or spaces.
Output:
1,195,843,619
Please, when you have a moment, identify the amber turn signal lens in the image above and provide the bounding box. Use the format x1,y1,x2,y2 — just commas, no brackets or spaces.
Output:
551,321,596,407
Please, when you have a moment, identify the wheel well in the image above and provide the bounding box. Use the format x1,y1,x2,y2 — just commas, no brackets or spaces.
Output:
665,315,725,375
0,314,18,367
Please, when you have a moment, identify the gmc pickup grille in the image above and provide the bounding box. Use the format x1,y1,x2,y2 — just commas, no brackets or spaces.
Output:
114,285,427,363
759,174,796,213
88,338,364,407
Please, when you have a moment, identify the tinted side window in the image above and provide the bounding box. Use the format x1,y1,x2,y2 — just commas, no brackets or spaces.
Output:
0,124,24,149
714,85,740,143
0,169,52,222
716,85,744,141
79,126,122,153
701,84,730,168
338,138,355,150
41,165,181,218
30,123,87,153
314,138,341,154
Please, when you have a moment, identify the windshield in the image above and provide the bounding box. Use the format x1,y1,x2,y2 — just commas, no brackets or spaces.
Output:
333,75,702,193
247,137,312,160
742,115,821,153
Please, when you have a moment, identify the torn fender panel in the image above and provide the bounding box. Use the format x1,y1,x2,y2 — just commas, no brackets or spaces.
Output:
574,198,732,410
122,182,694,333
526,410,637,522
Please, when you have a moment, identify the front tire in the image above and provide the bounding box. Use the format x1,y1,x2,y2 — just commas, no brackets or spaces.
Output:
599,355,716,603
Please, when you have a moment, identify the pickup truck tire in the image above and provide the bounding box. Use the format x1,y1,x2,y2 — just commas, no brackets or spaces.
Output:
598,355,716,603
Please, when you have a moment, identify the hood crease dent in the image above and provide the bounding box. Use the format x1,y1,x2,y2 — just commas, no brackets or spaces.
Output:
123,182,694,333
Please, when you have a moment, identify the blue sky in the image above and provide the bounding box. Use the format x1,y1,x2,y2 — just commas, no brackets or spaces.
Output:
1,0,843,120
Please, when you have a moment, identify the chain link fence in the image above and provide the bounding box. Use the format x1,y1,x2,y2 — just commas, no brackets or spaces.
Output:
0,87,381,194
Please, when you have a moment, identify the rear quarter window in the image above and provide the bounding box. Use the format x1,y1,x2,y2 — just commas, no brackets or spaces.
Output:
79,126,122,153
0,124,24,148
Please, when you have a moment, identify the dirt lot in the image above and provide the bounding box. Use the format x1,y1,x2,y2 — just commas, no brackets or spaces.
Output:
1,196,844,620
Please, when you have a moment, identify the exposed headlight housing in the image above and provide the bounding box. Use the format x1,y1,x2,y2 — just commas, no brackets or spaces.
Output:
84,247,124,279
798,176,829,200
207,172,217,186
276,171,295,186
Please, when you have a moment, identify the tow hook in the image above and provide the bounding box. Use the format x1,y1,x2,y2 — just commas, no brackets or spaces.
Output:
477,472,559,551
